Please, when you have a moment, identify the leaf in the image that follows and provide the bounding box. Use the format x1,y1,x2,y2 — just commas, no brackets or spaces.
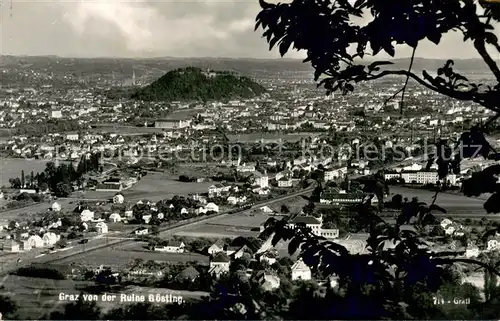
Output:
279,38,292,57
269,36,280,50
485,32,499,45
287,237,302,255
484,193,500,214
427,31,442,45
258,0,274,9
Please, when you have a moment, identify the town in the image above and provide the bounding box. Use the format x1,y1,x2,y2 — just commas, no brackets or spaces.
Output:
0,56,499,319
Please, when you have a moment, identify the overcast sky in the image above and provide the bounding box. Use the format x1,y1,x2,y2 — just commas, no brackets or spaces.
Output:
0,0,497,59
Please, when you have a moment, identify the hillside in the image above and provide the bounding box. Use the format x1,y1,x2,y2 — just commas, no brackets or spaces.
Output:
131,67,266,101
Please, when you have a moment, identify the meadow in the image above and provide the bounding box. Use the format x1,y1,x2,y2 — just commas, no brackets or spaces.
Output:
55,248,209,269
121,172,213,201
389,186,486,210
173,212,272,239
81,172,213,202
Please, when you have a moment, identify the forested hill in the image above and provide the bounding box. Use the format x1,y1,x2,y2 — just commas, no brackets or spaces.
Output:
131,67,266,101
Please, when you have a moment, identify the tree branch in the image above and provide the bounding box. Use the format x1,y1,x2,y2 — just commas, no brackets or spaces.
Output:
399,47,417,115
367,69,499,113
473,38,500,83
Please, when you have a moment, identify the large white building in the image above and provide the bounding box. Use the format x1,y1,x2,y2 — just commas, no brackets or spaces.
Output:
385,171,458,185
154,119,191,129
51,110,62,119
324,167,348,181
253,171,269,189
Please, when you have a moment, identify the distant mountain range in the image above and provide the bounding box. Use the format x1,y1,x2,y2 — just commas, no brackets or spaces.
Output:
0,55,494,76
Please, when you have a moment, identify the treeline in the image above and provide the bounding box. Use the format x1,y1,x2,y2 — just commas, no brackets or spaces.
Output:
10,120,83,136
131,67,266,101
14,266,66,280
8,153,102,197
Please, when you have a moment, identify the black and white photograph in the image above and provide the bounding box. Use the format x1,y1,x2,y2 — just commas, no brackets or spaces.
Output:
1,0,500,319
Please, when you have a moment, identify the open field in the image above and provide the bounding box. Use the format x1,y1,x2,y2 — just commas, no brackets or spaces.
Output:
56,248,209,268
122,173,212,201
390,186,485,210
0,157,49,187
173,212,272,239
81,172,213,202
0,200,59,222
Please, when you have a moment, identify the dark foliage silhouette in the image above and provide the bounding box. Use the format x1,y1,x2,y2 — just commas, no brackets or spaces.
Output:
251,0,500,319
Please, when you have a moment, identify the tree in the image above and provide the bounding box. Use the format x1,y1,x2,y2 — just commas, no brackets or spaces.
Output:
8,177,21,189
21,170,25,188
54,182,72,197
256,0,500,214
0,295,18,319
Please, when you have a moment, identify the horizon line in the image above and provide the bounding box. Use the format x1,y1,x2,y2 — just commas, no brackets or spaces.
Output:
0,54,486,61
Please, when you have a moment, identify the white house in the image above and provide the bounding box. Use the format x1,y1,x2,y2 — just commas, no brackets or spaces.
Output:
278,177,293,188
208,241,225,255
27,235,44,248
324,167,348,181
291,259,312,281
80,209,95,222
228,245,248,259
227,196,247,205
155,240,185,253
42,232,59,247
135,228,149,235
3,240,19,253
321,228,340,239
237,163,256,173
465,244,480,258
109,213,122,223
275,169,293,181
208,184,231,198
205,202,219,213
96,222,108,234
287,216,322,236
209,252,231,278
113,194,125,204
258,272,281,291
259,251,277,265
51,202,61,212
51,110,62,119
253,171,269,189
487,239,500,251
260,206,274,214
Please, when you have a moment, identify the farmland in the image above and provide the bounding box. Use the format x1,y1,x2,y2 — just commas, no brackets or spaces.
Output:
81,171,213,202
173,212,273,239
122,173,213,201
390,186,486,210
55,248,209,269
